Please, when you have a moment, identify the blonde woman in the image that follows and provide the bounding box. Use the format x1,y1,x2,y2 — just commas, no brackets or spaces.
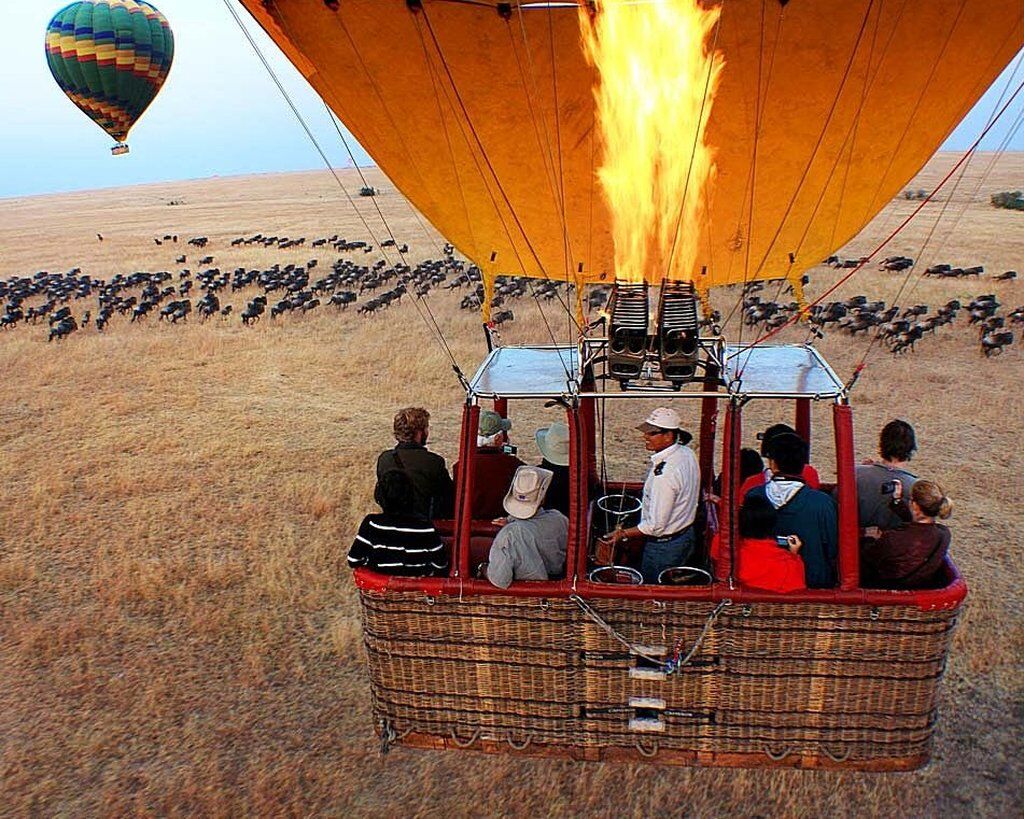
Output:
861,480,952,589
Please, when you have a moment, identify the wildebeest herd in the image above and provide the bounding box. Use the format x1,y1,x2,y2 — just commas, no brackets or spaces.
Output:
0,235,549,342
0,236,1019,358
744,260,1021,358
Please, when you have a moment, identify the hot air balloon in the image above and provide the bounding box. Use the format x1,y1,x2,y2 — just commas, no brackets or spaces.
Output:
45,0,174,155
234,0,1022,769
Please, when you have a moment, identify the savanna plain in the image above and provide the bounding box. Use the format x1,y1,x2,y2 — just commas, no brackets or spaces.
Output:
0,154,1022,816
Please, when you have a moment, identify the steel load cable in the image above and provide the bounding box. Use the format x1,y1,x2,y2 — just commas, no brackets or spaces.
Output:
734,75,1024,357
224,0,468,383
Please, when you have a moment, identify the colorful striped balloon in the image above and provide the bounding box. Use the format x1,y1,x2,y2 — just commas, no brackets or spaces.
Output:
45,0,174,153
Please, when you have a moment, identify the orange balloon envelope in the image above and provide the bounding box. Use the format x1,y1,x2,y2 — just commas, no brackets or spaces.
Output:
237,0,1023,293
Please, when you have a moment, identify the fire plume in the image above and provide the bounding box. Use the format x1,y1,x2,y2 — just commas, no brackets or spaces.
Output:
580,0,724,284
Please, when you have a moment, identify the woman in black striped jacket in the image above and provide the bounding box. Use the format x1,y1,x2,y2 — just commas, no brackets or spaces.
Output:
348,470,449,577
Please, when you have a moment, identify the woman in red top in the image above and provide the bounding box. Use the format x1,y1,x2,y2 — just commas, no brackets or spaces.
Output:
711,494,807,592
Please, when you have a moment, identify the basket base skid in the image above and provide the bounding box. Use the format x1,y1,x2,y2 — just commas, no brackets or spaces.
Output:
389,731,929,772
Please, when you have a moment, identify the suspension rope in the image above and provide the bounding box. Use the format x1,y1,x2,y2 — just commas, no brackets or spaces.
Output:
418,5,584,335
746,0,880,285
663,5,725,284
266,1,465,376
856,0,970,237
733,75,1024,356
411,6,577,380
721,0,778,340
851,69,1024,377
225,0,468,382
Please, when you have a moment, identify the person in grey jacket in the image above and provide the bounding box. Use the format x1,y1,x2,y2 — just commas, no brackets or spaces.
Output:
482,466,568,589
856,419,918,529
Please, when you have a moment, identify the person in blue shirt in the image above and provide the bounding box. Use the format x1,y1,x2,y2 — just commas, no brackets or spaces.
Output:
745,432,838,588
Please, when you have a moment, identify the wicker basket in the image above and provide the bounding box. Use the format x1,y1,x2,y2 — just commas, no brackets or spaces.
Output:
360,587,961,770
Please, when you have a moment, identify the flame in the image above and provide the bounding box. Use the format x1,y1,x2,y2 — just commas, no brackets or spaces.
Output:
580,0,724,284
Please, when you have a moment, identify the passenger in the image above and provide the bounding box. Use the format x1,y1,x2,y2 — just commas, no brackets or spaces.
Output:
348,470,448,576
745,432,838,588
713,447,764,496
536,420,571,516
856,419,918,529
376,407,454,520
711,494,807,593
740,423,820,497
861,480,951,589
452,410,525,520
481,466,568,589
597,408,699,584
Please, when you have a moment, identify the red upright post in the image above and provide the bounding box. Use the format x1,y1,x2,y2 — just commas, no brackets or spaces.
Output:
579,396,598,491
567,406,588,582
454,403,480,579
795,397,811,451
698,363,720,492
717,401,741,583
493,398,508,419
833,401,860,590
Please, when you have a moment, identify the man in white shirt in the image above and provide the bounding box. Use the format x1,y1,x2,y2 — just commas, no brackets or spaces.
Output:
598,407,700,583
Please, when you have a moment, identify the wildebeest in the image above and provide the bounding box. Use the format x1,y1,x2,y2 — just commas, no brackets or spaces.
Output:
48,316,77,342
982,330,1014,357
241,296,267,324
329,291,357,309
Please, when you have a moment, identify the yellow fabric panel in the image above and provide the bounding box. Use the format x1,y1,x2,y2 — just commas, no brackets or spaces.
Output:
239,0,1023,289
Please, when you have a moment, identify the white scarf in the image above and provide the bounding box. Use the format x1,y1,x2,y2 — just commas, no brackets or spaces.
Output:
765,478,804,509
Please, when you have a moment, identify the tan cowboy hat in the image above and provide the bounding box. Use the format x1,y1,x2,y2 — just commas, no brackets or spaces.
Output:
535,421,570,467
503,465,553,519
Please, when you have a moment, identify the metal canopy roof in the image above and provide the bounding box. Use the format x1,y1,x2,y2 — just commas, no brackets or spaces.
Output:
467,344,846,400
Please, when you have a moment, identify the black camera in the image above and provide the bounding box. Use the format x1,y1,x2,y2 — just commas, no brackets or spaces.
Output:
880,480,899,494
775,535,791,548
502,444,518,456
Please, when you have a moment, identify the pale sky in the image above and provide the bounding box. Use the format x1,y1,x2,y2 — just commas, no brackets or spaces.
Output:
1,0,1021,200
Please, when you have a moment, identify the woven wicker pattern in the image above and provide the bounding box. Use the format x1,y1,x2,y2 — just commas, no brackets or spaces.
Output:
360,590,960,768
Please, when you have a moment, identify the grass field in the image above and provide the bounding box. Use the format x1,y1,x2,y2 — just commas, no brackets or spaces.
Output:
0,153,1022,816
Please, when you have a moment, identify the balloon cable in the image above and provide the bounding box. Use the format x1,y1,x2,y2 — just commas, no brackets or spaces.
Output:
733,73,1024,357
223,0,467,385
850,62,1024,381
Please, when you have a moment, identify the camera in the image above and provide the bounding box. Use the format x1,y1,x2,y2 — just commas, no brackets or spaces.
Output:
502,444,518,456
775,535,791,547
880,480,899,494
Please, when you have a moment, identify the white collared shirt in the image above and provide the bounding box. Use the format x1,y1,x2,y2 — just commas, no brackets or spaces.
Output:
638,442,700,537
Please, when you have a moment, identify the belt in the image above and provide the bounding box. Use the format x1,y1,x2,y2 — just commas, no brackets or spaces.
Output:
647,525,693,543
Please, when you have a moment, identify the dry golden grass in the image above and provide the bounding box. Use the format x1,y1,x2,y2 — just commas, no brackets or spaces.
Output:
0,154,1022,816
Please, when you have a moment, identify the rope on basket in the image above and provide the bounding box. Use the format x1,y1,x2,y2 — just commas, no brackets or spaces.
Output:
664,600,731,676
764,745,793,761
570,595,731,672
635,738,660,758
823,746,851,763
379,720,413,755
507,732,532,750
450,728,482,748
